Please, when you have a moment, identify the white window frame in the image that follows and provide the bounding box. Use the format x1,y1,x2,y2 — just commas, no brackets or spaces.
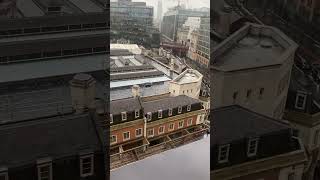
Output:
158,110,163,118
147,112,152,121
295,93,307,110
187,118,193,126
158,126,165,134
37,160,53,180
123,131,130,141
121,112,127,121
168,108,173,116
80,154,94,177
135,109,140,118
218,144,230,163
111,135,117,144
178,106,182,114
169,123,174,131
136,128,143,137
0,168,8,180
187,105,191,112
147,128,154,138
110,114,113,124
247,138,259,157
178,121,184,129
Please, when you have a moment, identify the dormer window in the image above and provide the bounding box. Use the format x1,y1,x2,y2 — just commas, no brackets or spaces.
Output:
168,108,173,116
80,153,94,177
37,158,52,180
135,110,140,118
0,167,8,180
147,112,152,121
295,93,307,110
178,106,182,114
110,114,113,124
187,105,191,112
158,110,163,118
121,112,127,121
247,138,259,157
218,144,230,163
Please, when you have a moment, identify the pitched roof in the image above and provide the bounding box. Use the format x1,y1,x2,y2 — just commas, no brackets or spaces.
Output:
0,114,103,167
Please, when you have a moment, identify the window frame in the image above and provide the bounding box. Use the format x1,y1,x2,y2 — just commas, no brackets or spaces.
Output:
187,118,193,126
37,159,53,180
168,108,173,116
111,135,117,144
247,138,259,157
0,169,8,180
169,123,175,131
110,114,113,124
80,154,94,177
158,110,163,118
123,131,130,141
178,121,184,129
187,105,191,112
147,112,152,121
178,106,182,114
135,109,140,118
158,126,165,134
147,128,154,138
136,128,143,137
121,112,127,121
218,144,230,163
295,93,307,110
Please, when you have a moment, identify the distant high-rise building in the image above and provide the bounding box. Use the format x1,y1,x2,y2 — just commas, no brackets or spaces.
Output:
161,6,209,42
157,0,162,22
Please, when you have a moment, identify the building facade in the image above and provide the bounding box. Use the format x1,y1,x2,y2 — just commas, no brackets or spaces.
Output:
211,23,298,119
195,16,210,66
212,106,307,180
110,0,160,48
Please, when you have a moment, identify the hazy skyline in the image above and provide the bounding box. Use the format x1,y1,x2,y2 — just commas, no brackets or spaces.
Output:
133,0,210,17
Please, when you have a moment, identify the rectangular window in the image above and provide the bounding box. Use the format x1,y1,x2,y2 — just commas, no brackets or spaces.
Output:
37,161,52,180
111,135,117,144
80,154,94,177
110,114,113,124
259,88,264,98
147,128,154,137
178,106,182,114
246,89,252,99
168,108,173,116
135,109,140,118
178,121,184,129
121,112,127,121
187,105,191,111
169,123,174,131
147,112,152,121
158,126,165,134
218,144,230,163
158,110,163,118
295,93,307,110
187,118,193,126
136,128,142,137
123,131,130,141
247,138,259,157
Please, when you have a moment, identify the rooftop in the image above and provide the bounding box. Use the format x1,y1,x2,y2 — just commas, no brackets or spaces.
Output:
172,69,203,84
0,114,102,167
212,23,297,72
212,105,290,145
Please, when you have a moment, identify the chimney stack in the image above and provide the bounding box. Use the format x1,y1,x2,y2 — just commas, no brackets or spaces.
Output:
132,85,141,98
70,73,96,114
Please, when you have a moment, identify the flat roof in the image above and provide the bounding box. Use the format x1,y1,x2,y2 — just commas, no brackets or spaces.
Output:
0,54,106,83
111,136,210,180
172,69,202,84
212,24,297,72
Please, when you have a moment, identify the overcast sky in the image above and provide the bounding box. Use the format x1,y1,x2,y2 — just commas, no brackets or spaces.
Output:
133,0,210,17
